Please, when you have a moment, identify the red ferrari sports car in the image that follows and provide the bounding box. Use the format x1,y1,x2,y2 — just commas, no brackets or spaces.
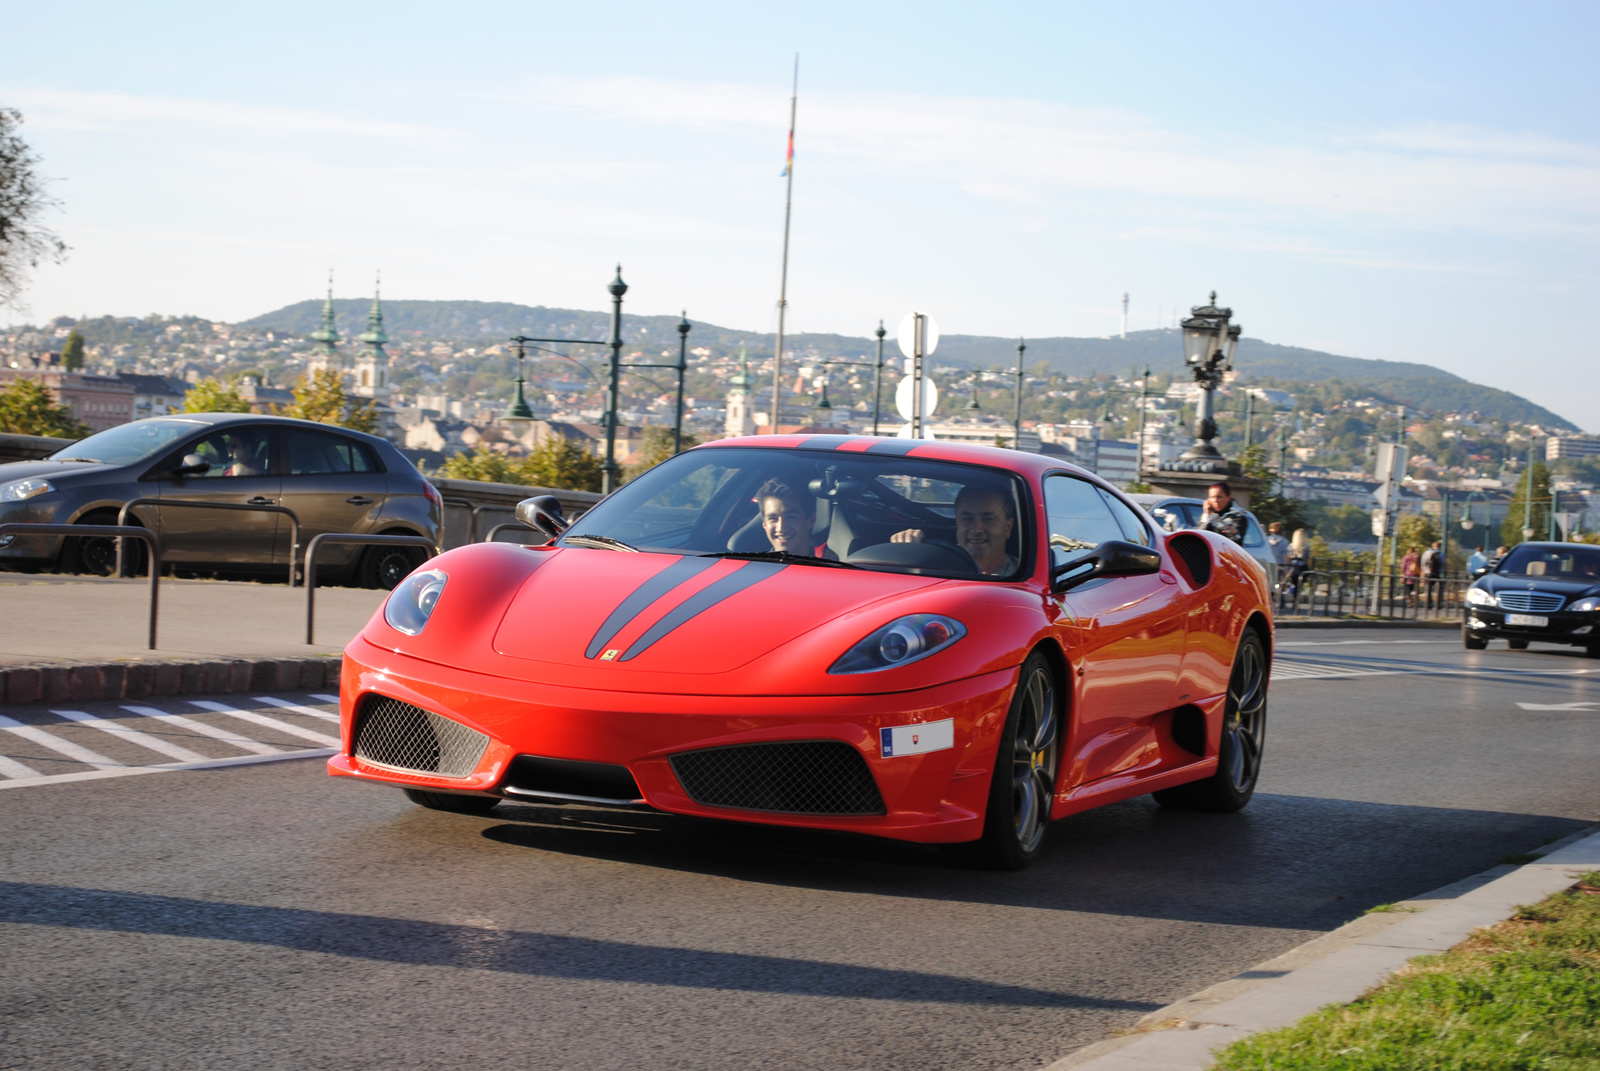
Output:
329,435,1272,869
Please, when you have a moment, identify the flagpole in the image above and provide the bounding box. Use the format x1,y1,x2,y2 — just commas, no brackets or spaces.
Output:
770,53,798,433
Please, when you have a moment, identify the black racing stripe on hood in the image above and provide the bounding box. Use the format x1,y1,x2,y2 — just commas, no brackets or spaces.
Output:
619,561,787,662
795,435,852,451
584,555,719,660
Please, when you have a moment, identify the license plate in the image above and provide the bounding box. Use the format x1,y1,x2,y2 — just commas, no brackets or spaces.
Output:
1506,614,1549,627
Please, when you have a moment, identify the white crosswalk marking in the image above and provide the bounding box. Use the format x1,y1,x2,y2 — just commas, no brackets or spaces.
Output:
0,713,122,768
121,706,283,756
187,700,340,747
0,752,40,779
255,696,340,722
50,709,209,764
310,694,340,705
1272,660,1403,680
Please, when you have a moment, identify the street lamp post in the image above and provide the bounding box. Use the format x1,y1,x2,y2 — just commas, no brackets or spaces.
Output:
1460,489,1489,555
503,338,536,424
604,267,627,493
674,312,691,456
1163,292,1241,474
1135,366,1150,479
1014,339,1026,452
872,320,886,437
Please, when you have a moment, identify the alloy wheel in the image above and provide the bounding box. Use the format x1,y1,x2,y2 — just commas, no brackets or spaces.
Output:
1010,663,1059,854
1219,633,1267,793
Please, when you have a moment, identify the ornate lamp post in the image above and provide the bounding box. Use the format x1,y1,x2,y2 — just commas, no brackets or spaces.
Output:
872,320,887,436
502,337,536,425
674,312,691,455
1164,292,1241,473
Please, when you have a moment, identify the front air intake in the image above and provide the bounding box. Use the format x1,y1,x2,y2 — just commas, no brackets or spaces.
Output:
670,740,886,816
1168,533,1213,587
353,696,489,778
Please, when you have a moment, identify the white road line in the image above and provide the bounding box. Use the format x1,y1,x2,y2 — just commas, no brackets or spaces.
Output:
1272,660,1402,680
50,709,209,764
0,747,336,791
310,693,340,704
0,713,122,768
254,696,340,722
1277,639,1452,647
186,700,340,747
121,706,283,756
0,752,41,779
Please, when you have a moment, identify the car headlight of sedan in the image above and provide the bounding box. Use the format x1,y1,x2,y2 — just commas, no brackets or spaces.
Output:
1465,587,1498,607
0,477,54,503
383,569,447,635
1570,597,1600,613
829,614,966,674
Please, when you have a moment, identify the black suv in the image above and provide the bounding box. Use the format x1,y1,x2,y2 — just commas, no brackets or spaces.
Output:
1462,541,1600,655
0,413,442,588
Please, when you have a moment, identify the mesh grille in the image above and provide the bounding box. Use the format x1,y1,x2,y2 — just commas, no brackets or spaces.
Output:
1169,533,1213,587
670,741,886,816
354,696,489,778
1497,590,1565,613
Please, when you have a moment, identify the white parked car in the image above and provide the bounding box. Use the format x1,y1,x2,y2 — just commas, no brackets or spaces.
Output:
1124,494,1280,581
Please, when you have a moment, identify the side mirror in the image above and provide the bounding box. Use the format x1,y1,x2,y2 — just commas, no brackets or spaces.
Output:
1470,565,1490,578
516,495,568,539
173,453,210,476
1052,539,1162,593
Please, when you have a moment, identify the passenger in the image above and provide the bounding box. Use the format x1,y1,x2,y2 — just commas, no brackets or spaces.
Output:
891,484,1017,575
755,478,823,556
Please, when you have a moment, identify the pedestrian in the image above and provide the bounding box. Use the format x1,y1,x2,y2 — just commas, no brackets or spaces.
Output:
1265,521,1289,603
1197,482,1248,545
1401,545,1421,607
1420,540,1443,610
1492,544,1509,569
1467,546,1490,575
1284,528,1310,611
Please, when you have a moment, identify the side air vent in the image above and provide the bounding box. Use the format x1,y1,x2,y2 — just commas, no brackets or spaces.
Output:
671,740,886,816
1168,533,1213,587
354,696,489,778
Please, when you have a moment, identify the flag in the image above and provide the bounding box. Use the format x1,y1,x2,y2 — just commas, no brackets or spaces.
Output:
781,126,793,177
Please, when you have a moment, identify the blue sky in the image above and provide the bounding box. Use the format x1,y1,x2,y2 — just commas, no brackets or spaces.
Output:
6,2,1598,429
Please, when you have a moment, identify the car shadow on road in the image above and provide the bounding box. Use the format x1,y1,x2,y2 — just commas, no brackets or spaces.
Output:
476,793,1588,933
0,879,1160,1011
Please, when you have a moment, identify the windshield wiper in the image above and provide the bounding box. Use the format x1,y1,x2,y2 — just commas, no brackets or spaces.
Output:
707,550,859,569
562,534,638,553
49,457,100,463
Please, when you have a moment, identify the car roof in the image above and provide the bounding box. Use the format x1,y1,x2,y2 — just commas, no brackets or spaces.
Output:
699,434,1095,483
1123,492,1201,507
131,412,388,445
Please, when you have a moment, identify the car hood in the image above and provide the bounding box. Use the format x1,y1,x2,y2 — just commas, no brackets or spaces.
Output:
0,459,119,483
359,543,1042,696
1478,572,1600,600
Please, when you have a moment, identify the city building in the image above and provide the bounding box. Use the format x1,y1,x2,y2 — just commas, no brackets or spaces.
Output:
115,373,190,420
0,368,135,433
1547,436,1600,461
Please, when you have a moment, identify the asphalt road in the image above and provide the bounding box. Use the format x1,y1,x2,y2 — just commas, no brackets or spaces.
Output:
2,627,1597,1071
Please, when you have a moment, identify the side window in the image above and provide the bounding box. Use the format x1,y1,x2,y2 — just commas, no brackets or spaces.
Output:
1043,475,1126,565
286,429,375,475
1097,488,1152,546
187,427,271,479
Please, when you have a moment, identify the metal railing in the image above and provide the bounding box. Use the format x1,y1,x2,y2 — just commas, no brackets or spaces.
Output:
0,523,162,648
484,521,540,543
304,533,438,644
1276,569,1470,621
116,498,302,586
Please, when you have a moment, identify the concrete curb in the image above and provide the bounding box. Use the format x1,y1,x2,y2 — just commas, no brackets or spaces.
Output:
1042,823,1600,1071
1274,617,1459,630
0,657,341,706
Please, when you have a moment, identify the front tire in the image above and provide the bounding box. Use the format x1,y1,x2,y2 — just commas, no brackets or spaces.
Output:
966,651,1060,870
403,788,501,815
1463,630,1488,651
1154,628,1267,813
60,511,146,577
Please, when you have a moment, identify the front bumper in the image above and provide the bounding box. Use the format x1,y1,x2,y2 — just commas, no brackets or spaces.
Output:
1464,607,1597,645
327,634,1018,843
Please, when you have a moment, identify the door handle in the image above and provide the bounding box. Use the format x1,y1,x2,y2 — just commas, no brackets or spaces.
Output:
346,496,373,505
248,496,274,505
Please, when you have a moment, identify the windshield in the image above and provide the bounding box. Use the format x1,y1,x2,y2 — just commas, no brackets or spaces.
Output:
562,446,1033,580
48,418,208,465
1497,545,1600,580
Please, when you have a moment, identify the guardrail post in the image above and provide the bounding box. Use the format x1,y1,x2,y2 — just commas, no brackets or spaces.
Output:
117,498,302,586
0,523,160,648
305,532,438,645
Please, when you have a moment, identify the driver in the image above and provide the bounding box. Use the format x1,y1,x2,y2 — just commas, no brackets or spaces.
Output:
756,478,823,556
891,483,1017,575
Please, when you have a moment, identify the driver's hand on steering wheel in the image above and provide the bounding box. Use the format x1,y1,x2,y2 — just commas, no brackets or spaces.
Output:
890,529,925,543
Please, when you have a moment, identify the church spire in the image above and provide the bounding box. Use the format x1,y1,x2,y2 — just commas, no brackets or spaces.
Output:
310,269,339,357
358,270,387,357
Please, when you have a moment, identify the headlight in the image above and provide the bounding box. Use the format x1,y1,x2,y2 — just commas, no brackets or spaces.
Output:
1570,597,1600,613
0,477,54,503
383,569,447,635
829,614,966,674
1465,587,1497,607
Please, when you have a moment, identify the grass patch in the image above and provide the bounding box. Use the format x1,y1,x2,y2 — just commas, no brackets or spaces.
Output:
1211,873,1600,1070
1364,903,1420,915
